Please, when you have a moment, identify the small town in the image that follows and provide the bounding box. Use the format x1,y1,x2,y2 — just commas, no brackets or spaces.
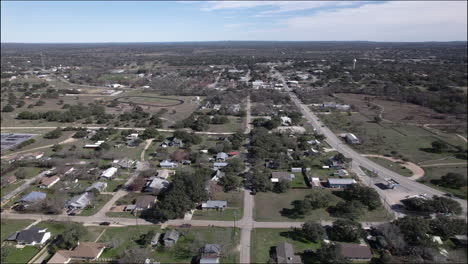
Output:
1,1,467,264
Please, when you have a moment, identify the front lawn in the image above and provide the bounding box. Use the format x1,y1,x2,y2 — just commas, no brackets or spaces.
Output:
251,228,320,264
192,190,243,221
254,188,392,222
1,219,34,241
3,245,40,264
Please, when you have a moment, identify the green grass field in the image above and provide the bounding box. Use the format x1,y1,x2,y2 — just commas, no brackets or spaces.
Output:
34,220,106,242
208,116,244,133
3,245,40,264
98,226,240,263
254,189,392,222
418,166,468,199
1,219,34,241
319,112,467,165
251,228,320,263
368,157,413,177
193,190,243,221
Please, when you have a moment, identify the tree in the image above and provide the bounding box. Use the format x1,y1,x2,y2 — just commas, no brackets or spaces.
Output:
72,130,87,138
301,222,325,242
328,219,363,242
402,196,462,215
316,244,350,264
329,200,365,220
273,179,291,193
137,230,156,246
171,150,187,162
44,128,62,139
430,216,467,239
394,216,432,246
140,128,159,139
437,173,467,189
341,185,382,210
431,141,448,153
222,158,244,174
118,246,148,264
303,191,334,210
2,104,14,112
53,222,88,250
251,172,273,192
15,168,27,179
52,144,63,152
219,173,241,192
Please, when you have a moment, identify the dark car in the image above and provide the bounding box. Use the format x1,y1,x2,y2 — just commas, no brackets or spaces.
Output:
99,222,111,226
250,189,257,195
444,193,454,198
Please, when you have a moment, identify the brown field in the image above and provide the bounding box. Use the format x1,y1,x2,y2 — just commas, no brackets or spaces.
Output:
335,93,465,126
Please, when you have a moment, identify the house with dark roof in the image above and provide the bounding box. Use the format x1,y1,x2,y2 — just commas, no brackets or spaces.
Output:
339,243,372,261
7,227,51,246
200,244,221,264
275,242,302,264
163,229,180,247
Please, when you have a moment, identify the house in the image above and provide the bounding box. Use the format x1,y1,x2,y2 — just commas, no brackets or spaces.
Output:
172,138,184,148
451,235,468,246
213,162,228,170
134,195,157,213
183,160,192,165
48,242,106,264
84,140,105,148
100,167,118,179
333,169,349,177
17,191,46,204
85,182,107,193
144,177,170,193
309,148,319,155
126,133,139,146
271,171,294,183
201,200,227,210
114,158,135,169
345,133,360,144
252,80,264,89
335,104,351,111
291,168,302,173
328,178,356,188
227,151,238,157
159,160,177,168
307,139,320,145
200,244,221,264
216,152,228,161
151,233,161,247
7,227,51,246
280,116,292,126
67,192,90,210
339,243,372,262
211,170,225,182
39,176,60,189
157,169,176,180
163,229,180,247
310,177,322,188
275,242,302,264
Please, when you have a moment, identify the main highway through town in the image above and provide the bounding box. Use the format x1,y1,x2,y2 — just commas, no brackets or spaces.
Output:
274,68,467,216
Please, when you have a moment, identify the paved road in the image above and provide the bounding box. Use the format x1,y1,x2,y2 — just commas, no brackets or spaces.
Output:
1,126,235,135
244,95,252,135
275,69,467,215
1,169,54,204
1,138,78,159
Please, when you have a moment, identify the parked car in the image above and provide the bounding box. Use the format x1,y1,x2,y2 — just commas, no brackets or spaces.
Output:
99,222,111,226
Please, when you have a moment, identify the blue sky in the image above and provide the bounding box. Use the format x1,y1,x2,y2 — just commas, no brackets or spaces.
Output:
1,1,467,43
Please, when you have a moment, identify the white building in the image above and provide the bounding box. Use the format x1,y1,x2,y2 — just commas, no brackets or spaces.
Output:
100,167,118,179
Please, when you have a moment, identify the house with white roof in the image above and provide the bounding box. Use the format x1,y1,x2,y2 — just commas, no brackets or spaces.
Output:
100,167,118,179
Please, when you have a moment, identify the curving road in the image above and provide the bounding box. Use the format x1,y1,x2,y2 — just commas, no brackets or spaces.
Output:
113,96,184,108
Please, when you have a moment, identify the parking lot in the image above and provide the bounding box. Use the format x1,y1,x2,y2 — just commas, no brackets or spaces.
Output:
1,133,37,150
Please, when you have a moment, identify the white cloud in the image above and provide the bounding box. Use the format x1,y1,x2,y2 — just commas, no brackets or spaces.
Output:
224,23,252,29
269,1,467,41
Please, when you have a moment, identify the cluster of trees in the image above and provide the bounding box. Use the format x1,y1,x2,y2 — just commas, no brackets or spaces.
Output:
43,128,63,139
16,103,112,123
402,195,462,215
119,106,150,121
433,172,467,189
50,223,88,253
176,114,230,131
142,169,209,222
